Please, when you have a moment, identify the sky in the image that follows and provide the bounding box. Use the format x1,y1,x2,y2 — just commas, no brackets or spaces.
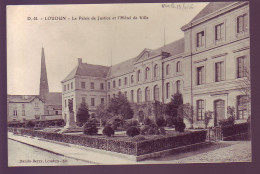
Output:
7,2,208,95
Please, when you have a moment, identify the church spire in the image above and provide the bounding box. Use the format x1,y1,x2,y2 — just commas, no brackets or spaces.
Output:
39,47,49,102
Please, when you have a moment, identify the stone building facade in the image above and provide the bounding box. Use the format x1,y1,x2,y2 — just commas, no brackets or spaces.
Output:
61,2,250,127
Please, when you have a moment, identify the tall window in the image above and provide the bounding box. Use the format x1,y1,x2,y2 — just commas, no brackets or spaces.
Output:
197,66,205,85
145,87,150,101
154,85,159,101
91,98,95,106
145,67,150,80
113,80,116,88
67,84,69,90
237,14,248,33
108,82,111,89
108,95,110,102
100,83,104,90
55,111,59,115
131,75,134,84
101,98,105,104
71,82,73,90
22,110,25,116
124,77,128,85
137,70,141,82
118,79,121,86
176,61,181,72
137,88,142,103
91,82,95,89
196,31,205,47
13,109,17,116
82,97,86,103
166,83,170,99
237,95,248,119
154,64,158,77
215,61,225,82
64,85,66,91
197,100,205,120
166,64,170,75
65,99,67,108
131,90,134,102
81,82,86,89
215,23,224,41
237,56,247,78
176,80,181,93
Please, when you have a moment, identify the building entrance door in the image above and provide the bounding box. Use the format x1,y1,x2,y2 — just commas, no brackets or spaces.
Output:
214,100,225,126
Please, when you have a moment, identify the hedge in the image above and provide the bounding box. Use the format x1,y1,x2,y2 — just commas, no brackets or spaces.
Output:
221,122,249,138
8,127,207,156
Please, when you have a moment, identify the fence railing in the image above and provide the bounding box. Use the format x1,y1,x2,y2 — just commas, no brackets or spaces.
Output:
206,126,223,142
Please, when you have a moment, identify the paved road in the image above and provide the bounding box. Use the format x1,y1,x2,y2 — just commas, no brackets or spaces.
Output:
142,141,252,164
8,139,91,166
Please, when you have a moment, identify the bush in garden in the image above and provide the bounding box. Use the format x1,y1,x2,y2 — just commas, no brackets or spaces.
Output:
156,117,166,127
140,125,150,135
132,135,146,142
159,127,166,135
144,118,152,125
219,116,235,127
83,120,98,135
101,120,107,127
175,121,186,132
102,126,115,137
111,120,121,130
123,119,139,129
126,126,140,137
25,121,35,128
166,117,174,127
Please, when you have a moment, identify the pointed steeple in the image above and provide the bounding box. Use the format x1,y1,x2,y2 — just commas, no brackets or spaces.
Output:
39,47,49,102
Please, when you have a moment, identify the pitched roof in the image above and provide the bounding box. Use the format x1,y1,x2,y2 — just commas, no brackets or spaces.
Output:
8,95,40,103
154,38,184,56
45,92,62,106
62,63,110,82
190,2,235,23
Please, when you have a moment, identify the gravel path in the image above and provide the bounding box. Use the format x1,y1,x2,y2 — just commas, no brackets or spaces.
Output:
142,141,252,164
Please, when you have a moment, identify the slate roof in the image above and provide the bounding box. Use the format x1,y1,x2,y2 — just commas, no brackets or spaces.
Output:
8,95,40,103
190,2,235,23
62,63,110,82
45,92,62,106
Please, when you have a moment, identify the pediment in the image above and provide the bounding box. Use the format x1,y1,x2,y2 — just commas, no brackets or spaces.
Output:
135,49,161,63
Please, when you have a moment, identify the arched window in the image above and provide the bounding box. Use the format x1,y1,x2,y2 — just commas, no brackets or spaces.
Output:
137,70,141,82
176,80,181,93
166,64,170,75
166,82,170,99
145,87,150,101
154,85,159,101
176,61,181,72
145,67,150,80
137,88,142,103
131,75,134,84
197,100,205,120
154,64,158,77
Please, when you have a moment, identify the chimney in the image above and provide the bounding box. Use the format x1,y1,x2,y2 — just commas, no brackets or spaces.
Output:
78,58,82,65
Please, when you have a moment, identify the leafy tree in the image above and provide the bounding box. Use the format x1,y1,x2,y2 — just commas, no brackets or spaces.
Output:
76,102,90,126
95,103,112,126
83,119,98,135
107,92,134,119
165,92,183,118
178,103,194,128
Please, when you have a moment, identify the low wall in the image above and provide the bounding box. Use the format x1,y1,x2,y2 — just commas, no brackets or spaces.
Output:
8,127,207,156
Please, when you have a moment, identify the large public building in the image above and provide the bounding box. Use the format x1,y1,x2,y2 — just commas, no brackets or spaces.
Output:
61,2,250,128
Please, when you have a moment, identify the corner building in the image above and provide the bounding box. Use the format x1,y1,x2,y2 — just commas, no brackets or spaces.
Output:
61,2,250,128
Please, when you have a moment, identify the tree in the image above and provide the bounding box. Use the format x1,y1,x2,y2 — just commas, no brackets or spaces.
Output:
95,103,112,126
76,102,90,126
165,92,183,118
178,103,194,128
107,92,134,119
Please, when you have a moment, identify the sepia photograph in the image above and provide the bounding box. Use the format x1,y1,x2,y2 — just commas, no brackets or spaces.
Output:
6,1,251,166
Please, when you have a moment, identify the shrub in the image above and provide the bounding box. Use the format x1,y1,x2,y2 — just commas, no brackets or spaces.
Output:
156,117,166,127
166,117,174,127
111,120,121,130
140,125,150,135
83,120,98,135
25,121,35,128
123,119,139,129
219,116,235,127
159,127,166,135
102,126,115,137
132,135,146,142
126,126,140,137
101,120,107,127
175,122,186,132
144,118,152,125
